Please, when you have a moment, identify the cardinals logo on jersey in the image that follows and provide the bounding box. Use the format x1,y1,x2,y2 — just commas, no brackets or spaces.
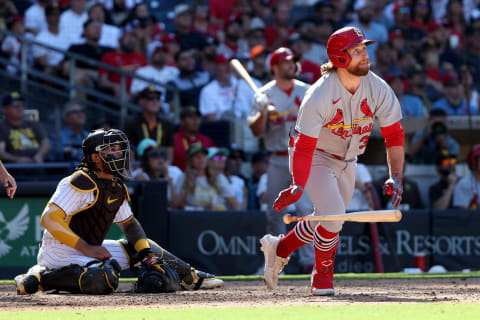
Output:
323,108,344,128
0,204,30,258
360,98,373,117
295,96,302,107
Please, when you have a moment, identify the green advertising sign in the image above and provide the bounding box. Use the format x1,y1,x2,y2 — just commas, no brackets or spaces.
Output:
0,197,124,267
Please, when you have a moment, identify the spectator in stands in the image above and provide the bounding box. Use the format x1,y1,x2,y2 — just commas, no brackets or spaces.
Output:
173,106,214,171
407,64,433,111
191,2,217,38
2,16,25,75
372,42,393,77
465,24,480,92
59,0,88,44
132,138,184,207
287,33,321,84
130,41,179,97
207,147,244,210
99,0,135,26
168,49,211,108
98,30,147,97
123,4,164,55
409,0,431,33
225,147,248,209
431,71,478,116
247,150,270,210
386,67,426,119
32,2,72,75
160,33,181,67
264,2,294,49
0,0,17,22
173,4,208,52
295,17,329,67
0,91,50,164
88,3,121,49
348,0,388,63
199,36,219,75
51,101,89,162
24,0,49,35
246,17,266,49
173,144,238,211
347,163,379,211
453,144,480,209
67,19,112,95
374,165,424,210
199,53,256,120
429,149,458,209
124,86,175,162
407,109,459,164
216,15,249,58
249,45,271,84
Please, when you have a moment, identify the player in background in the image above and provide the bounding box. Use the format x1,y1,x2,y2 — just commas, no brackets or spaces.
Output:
260,27,405,295
249,47,315,274
0,160,16,198
14,128,223,295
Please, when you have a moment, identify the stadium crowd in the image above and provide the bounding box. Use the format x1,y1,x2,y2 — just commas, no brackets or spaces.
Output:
0,0,479,210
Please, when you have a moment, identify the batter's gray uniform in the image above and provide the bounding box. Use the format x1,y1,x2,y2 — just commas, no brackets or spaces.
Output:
296,71,402,233
250,79,314,268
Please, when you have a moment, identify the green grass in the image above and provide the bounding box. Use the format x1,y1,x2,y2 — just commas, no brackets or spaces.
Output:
1,304,479,320
1,271,479,285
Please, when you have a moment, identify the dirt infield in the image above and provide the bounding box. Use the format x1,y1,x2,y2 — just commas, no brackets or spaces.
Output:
2,277,480,310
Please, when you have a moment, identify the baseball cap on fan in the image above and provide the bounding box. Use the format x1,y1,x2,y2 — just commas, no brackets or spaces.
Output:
2,91,23,107
173,4,190,18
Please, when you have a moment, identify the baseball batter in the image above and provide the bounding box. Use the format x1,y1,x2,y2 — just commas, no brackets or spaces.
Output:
249,47,315,272
14,128,223,295
260,27,405,295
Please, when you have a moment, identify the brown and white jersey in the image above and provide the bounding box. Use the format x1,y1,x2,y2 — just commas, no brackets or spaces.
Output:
250,79,310,152
296,71,402,160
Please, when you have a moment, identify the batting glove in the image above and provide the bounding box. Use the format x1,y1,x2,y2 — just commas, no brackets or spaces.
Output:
272,184,303,212
382,173,403,208
255,93,270,111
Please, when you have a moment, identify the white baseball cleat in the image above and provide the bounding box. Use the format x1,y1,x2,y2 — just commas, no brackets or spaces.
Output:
260,234,289,291
310,269,334,296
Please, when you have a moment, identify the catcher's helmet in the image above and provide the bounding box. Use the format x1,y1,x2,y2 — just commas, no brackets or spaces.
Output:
467,144,480,171
269,47,295,70
327,27,375,68
82,128,131,178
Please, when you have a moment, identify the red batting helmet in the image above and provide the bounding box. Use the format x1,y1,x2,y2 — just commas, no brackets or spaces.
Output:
467,144,480,171
326,27,375,68
269,47,295,70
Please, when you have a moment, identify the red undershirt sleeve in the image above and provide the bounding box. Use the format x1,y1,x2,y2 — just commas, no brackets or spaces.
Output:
291,133,317,188
380,121,405,148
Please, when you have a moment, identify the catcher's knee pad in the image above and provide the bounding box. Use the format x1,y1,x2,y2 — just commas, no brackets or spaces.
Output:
80,259,121,294
40,259,121,294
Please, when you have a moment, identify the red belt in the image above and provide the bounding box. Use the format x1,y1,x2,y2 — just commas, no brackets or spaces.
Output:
316,148,344,160
274,151,289,156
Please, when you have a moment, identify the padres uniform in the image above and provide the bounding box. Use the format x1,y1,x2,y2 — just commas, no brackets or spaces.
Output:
297,70,402,232
37,170,132,270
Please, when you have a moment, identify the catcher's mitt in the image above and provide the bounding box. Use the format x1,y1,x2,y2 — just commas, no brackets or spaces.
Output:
134,252,181,293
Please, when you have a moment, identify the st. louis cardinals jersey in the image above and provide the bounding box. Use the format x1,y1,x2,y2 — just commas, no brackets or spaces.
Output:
296,71,402,160
251,79,310,152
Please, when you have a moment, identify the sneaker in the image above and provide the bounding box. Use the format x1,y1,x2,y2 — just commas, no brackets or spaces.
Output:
260,234,289,291
310,269,334,296
181,268,224,290
15,265,45,295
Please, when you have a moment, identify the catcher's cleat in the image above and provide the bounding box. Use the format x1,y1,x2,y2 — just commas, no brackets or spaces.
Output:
14,265,46,295
310,269,334,296
260,234,289,291
181,268,224,290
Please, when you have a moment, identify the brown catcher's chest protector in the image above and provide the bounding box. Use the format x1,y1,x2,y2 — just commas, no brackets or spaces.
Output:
69,169,127,246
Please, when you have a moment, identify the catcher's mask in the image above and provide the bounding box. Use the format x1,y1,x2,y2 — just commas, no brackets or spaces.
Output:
82,128,131,179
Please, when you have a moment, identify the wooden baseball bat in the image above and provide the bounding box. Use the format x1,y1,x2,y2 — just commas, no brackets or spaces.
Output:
283,210,402,224
230,59,276,113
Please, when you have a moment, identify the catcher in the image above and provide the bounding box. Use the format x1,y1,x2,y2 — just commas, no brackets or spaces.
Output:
14,128,223,295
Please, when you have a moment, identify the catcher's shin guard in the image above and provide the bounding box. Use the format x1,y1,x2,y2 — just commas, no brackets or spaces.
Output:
40,259,121,294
